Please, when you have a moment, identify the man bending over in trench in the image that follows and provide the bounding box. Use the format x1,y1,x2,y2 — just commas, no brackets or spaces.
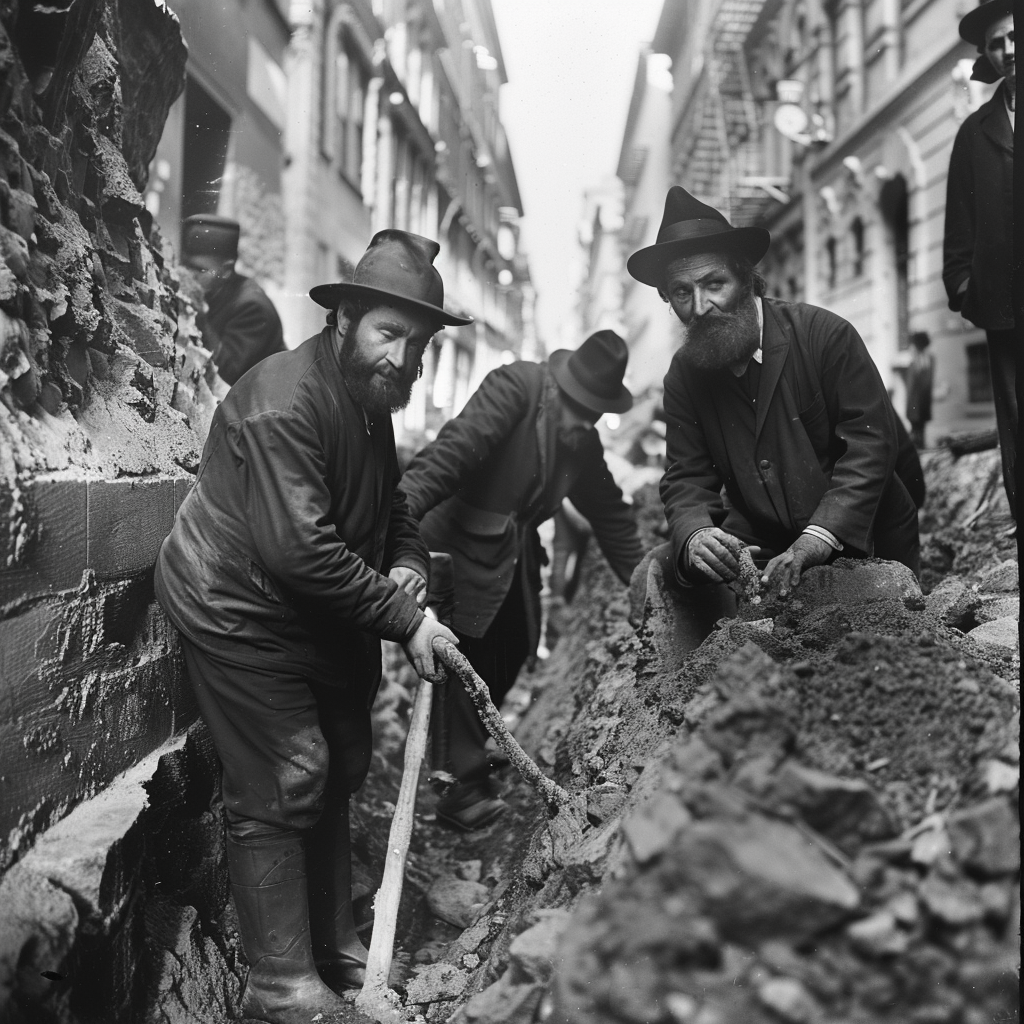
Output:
155,230,462,1024
626,186,920,642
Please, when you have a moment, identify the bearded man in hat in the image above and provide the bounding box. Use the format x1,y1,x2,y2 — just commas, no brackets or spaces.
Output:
155,230,462,1024
627,187,920,629
398,330,645,830
181,214,286,386
943,0,1016,528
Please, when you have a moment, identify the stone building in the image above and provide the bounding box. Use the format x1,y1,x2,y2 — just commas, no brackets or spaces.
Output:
144,0,290,312
651,0,1000,437
147,0,536,444
616,49,675,398
576,176,626,344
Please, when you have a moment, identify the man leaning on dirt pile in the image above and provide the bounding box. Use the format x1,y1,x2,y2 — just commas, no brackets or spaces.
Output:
627,185,923,643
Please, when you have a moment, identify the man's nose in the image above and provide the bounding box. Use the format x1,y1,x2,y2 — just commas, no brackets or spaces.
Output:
386,338,407,369
693,290,714,316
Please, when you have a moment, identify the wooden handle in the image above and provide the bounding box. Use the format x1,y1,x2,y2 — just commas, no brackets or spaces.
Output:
356,677,434,1021
431,636,568,811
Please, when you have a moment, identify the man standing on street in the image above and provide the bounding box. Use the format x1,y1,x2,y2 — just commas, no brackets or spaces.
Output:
626,186,919,642
943,0,1015,529
905,331,935,449
399,330,645,830
156,230,462,1024
181,214,287,386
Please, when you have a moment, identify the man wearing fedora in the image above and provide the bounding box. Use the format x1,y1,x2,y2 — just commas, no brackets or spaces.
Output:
943,0,1016,529
181,214,286,386
399,330,645,829
627,187,919,623
155,230,462,1024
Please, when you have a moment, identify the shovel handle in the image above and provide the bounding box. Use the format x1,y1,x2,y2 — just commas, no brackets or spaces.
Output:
431,636,568,811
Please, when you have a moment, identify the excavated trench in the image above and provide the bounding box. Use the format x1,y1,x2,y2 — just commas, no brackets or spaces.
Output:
10,448,1012,1024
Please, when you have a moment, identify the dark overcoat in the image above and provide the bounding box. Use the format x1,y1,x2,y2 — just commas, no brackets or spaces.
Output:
661,299,918,575
942,82,1014,330
399,361,643,651
155,328,429,695
203,271,287,385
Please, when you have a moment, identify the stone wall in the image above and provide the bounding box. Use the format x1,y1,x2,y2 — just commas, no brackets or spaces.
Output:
0,0,218,872
0,3,231,1018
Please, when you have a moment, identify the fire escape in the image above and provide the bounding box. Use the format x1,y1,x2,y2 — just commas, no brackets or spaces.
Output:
679,0,784,226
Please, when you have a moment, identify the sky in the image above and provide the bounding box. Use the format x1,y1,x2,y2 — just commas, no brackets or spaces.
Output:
491,0,666,351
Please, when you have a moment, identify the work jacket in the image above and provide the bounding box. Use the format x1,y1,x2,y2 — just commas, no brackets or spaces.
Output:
202,271,287,385
399,361,643,652
661,299,917,576
943,82,1014,330
155,329,429,694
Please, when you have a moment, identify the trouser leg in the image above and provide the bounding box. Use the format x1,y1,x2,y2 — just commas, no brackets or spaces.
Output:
178,640,351,1022
986,329,1017,520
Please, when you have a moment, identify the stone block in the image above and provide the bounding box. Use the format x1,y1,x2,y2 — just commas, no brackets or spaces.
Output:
977,560,1018,594
924,576,980,627
966,617,1019,655
508,910,571,983
947,798,1020,876
766,761,897,849
86,476,176,579
919,874,984,927
426,878,490,930
671,816,860,943
622,790,692,865
975,596,1019,624
405,962,468,1004
776,558,921,614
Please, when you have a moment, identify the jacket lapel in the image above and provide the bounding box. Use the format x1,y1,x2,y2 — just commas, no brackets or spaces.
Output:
980,85,1013,156
755,300,790,441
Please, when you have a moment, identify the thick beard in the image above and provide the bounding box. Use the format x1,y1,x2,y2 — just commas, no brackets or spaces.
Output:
338,322,418,416
679,292,761,371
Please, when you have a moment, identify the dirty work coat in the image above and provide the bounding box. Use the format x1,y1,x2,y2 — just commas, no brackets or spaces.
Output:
202,271,287,385
155,328,429,695
399,361,644,653
661,299,918,579
943,82,1014,330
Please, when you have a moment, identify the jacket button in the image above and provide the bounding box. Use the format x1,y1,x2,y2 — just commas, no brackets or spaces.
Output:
759,459,771,470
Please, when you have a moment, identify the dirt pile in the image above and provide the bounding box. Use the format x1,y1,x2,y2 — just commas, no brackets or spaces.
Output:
367,457,1018,1024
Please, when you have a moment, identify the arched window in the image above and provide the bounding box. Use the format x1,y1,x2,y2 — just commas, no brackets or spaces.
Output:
851,217,865,276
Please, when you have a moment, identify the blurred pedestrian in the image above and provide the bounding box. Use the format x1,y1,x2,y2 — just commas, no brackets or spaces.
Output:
182,214,286,386
626,186,919,643
905,331,934,449
155,230,462,1024
399,330,645,830
943,0,1015,527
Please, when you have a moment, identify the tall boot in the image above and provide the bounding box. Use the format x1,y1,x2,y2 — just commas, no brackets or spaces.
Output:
226,829,350,1024
307,796,369,994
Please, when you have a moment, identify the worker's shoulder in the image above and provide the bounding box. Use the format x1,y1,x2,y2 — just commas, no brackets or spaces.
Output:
766,297,857,340
954,88,1004,139
221,335,338,422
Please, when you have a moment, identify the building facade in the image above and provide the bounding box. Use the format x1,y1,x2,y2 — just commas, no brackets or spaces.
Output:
651,0,999,438
616,49,675,398
147,0,536,444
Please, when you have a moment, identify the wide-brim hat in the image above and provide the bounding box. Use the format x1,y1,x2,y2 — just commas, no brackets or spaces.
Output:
309,229,472,327
626,186,771,288
959,0,1012,46
549,329,633,415
182,214,240,262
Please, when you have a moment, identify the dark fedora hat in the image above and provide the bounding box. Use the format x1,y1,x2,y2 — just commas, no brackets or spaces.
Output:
549,329,633,415
626,186,771,288
309,229,472,327
959,0,1012,46
182,214,240,262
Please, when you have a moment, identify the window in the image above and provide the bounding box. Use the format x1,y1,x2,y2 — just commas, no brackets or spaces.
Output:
966,342,993,403
851,217,865,276
334,44,367,185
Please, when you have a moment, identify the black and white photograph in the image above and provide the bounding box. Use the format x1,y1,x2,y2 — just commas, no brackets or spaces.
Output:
0,0,1018,1021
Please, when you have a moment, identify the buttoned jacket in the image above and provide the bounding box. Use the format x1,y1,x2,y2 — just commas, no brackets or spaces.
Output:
661,299,916,572
943,82,1014,330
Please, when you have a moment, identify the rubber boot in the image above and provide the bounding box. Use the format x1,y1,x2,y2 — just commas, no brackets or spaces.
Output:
226,830,350,1024
307,797,369,994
